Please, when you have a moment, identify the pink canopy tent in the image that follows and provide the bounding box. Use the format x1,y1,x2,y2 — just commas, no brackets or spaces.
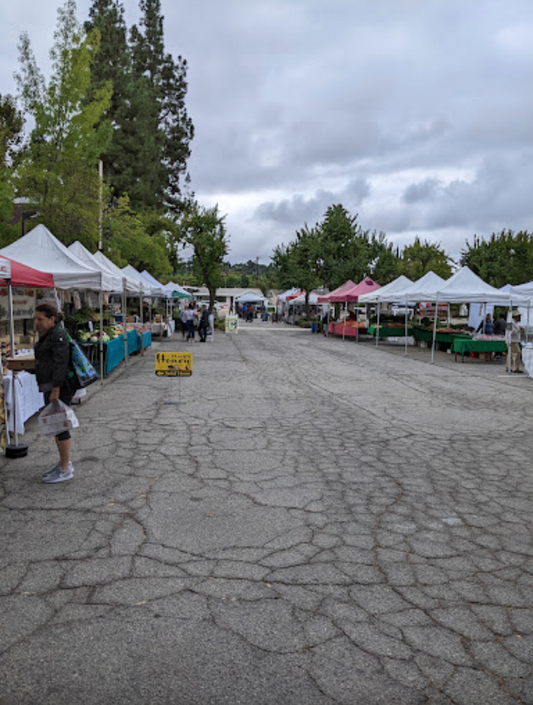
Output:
317,280,356,304
329,277,381,303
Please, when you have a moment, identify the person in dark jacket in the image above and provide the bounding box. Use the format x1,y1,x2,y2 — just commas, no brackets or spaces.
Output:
198,305,210,342
34,303,78,483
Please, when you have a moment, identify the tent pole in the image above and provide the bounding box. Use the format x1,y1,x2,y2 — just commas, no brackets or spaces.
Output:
404,306,408,356
507,301,512,374
122,278,128,366
431,297,439,364
343,303,346,341
7,281,18,446
99,291,104,384
376,302,381,347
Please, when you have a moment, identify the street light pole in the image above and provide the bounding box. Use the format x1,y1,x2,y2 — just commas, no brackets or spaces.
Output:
21,211,39,236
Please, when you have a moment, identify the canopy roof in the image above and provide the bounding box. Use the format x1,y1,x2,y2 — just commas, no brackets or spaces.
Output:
235,291,267,303
378,267,531,305
330,277,381,303
68,241,123,291
122,265,164,295
140,271,192,299
164,281,192,299
379,271,447,303
435,267,529,304
277,287,300,302
511,281,533,299
358,275,413,304
287,291,323,306
0,255,55,288
0,225,107,290
91,251,142,293
317,280,356,304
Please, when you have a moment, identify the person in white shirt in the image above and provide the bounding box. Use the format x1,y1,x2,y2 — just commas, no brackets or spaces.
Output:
183,303,197,343
506,311,523,373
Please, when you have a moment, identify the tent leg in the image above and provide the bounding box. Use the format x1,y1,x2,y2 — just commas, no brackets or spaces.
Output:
122,280,128,366
99,291,104,383
5,281,28,457
431,299,439,364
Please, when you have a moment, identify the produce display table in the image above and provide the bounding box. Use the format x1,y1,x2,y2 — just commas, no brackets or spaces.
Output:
413,329,471,344
80,329,152,376
367,325,414,338
328,322,367,338
451,338,507,362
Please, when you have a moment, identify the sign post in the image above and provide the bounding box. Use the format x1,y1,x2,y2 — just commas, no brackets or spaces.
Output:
155,352,193,377
155,352,193,407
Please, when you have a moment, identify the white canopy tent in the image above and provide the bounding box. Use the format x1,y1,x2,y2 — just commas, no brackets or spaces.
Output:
141,270,172,298
68,241,124,291
358,275,413,304
122,264,162,296
0,225,106,290
235,291,267,304
378,271,447,303
69,241,134,365
358,275,414,351
92,251,142,293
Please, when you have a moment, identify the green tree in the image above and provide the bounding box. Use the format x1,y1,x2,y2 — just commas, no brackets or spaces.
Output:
0,94,24,168
399,237,451,280
14,0,112,247
101,193,173,279
316,205,368,288
366,231,401,284
0,94,25,244
461,230,533,286
169,202,229,308
130,0,193,213
272,225,322,313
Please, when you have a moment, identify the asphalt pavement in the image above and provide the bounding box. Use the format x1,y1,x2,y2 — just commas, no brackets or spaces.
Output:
1,321,532,705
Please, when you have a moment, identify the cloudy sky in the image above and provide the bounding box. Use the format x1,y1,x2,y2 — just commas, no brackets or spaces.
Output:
2,0,533,264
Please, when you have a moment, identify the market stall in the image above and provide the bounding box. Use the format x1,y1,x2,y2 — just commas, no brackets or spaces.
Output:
0,225,121,384
0,253,55,455
322,278,381,340
451,337,508,362
79,326,151,376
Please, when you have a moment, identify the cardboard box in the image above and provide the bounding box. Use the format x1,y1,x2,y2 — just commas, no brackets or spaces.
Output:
5,354,35,371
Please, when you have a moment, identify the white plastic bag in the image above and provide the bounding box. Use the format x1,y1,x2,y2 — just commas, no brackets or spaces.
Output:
38,400,79,436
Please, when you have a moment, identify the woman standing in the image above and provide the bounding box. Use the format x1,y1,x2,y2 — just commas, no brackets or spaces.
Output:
183,302,197,343
34,303,78,483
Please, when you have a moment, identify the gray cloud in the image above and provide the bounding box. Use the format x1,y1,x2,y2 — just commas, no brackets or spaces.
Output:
1,0,532,263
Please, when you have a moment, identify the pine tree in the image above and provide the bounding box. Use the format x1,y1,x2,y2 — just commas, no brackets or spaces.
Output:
130,0,193,213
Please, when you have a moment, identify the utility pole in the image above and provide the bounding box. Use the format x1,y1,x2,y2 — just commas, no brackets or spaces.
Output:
98,160,104,251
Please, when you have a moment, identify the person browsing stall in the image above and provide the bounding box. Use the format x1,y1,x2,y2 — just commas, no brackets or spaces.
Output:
34,303,79,483
198,305,210,342
476,313,494,335
493,315,507,336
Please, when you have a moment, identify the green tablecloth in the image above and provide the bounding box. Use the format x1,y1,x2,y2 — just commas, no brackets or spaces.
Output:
451,338,508,358
413,329,471,344
367,325,413,337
